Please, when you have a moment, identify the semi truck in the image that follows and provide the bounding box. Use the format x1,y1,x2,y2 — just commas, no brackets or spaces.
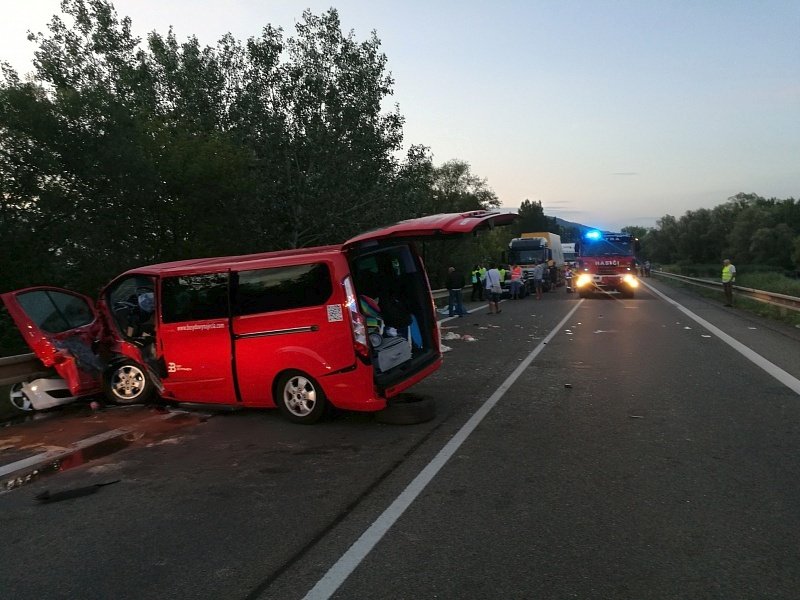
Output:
573,230,639,298
505,231,565,292
562,242,577,265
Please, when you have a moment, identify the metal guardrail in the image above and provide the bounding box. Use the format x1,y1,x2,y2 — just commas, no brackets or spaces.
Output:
652,270,800,313
0,353,49,387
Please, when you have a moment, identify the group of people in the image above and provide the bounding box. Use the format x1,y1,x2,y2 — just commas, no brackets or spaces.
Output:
446,256,740,317
447,263,504,316
447,259,566,316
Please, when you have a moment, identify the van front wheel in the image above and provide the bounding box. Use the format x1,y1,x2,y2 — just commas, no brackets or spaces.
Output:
276,371,327,424
104,360,153,405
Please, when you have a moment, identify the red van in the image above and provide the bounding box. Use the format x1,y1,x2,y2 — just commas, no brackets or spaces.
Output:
2,211,516,423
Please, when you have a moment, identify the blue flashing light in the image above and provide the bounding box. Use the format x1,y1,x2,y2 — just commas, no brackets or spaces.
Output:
585,230,602,240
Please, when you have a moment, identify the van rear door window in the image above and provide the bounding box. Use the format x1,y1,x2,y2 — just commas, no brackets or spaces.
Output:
234,263,332,316
162,273,230,323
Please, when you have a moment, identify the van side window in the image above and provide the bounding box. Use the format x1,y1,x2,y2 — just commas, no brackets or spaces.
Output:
234,263,332,316
162,273,229,323
16,290,94,333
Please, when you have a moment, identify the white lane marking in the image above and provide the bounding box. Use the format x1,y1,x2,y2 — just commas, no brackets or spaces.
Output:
642,281,800,395
302,301,585,600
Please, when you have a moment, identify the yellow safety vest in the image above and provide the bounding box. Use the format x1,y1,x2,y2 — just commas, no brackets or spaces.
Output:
721,265,734,283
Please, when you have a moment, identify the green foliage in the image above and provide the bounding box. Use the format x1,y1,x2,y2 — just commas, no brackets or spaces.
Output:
415,160,505,285
0,1,424,297
513,199,556,236
632,193,800,269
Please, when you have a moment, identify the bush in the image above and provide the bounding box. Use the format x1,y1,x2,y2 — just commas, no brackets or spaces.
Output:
737,272,800,296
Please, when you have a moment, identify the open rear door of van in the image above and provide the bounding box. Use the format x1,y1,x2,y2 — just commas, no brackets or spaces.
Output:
1,287,104,396
343,210,518,246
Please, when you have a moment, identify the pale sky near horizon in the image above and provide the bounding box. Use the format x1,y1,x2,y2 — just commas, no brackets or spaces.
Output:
1,1,798,231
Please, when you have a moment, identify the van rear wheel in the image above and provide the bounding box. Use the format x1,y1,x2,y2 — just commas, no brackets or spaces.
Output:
276,371,327,424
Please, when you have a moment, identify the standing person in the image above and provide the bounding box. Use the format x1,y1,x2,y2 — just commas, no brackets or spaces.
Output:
509,263,523,299
548,258,558,291
532,260,545,300
721,258,736,307
644,259,652,277
564,265,573,293
470,264,483,301
446,266,469,317
484,262,503,314
533,260,547,300
478,264,487,301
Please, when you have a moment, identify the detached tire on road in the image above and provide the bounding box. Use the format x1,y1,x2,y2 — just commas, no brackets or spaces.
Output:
104,360,154,405
374,393,436,425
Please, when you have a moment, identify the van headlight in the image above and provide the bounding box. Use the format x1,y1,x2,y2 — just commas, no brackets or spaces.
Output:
576,274,593,288
622,274,639,288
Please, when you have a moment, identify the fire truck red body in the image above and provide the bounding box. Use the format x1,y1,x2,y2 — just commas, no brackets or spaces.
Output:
574,230,640,298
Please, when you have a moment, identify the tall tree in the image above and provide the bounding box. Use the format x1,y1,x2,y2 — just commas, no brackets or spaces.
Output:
513,199,555,235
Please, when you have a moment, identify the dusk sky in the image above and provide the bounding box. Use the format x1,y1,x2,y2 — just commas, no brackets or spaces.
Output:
2,1,798,231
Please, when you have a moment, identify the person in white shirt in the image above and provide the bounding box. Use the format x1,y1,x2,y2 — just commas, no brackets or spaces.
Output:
484,262,503,314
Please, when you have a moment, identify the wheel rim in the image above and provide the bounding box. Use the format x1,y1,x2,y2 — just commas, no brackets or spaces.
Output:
111,365,146,400
10,383,33,411
282,375,317,418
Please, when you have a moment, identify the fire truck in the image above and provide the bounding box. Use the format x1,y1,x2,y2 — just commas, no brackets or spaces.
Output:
573,230,640,298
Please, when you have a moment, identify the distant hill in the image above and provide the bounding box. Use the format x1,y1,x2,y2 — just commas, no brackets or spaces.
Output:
554,217,593,233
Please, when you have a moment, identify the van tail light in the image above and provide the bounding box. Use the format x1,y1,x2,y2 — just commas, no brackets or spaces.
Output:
343,276,370,359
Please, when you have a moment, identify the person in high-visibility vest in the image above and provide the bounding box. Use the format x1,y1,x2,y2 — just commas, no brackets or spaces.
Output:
478,266,487,301
470,264,483,301
509,264,523,299
721,258,736,307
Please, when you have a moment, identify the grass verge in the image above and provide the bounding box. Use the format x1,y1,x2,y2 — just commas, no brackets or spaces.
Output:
653,274,800,329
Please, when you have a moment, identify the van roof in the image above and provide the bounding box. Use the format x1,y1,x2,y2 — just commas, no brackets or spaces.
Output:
120,244,344,277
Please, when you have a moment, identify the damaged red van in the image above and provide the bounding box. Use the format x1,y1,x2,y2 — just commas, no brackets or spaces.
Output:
2,210,516,423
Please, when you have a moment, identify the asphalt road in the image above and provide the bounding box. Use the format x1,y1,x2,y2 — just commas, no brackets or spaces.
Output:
1,279,799,600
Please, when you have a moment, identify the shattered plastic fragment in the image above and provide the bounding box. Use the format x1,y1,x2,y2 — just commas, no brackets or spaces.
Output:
564,384,572,389
701,335,711,338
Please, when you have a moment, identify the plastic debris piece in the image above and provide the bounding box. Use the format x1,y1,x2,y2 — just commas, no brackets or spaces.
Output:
440,344,452,353
442,332,462,340
462,334,477,342
628,415,644,419
564,383,572,389
701,334,711,338
684,326,692,330
748,327,757,330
